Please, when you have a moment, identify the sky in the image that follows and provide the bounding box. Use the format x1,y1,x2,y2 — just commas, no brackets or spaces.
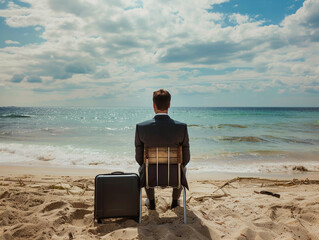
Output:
0,0,318,107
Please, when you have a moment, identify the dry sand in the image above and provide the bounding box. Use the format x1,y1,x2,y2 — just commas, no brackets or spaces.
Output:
0,165,319,240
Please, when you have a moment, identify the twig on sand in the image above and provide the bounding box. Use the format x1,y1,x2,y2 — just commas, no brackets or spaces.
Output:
199,210,225,225
80,183,88,196
254,190,280,198
199,210,210,220
193,193,229,202
68,232,74,240
17,178,25,187
265,178,319,187
186,196,192,203
215,177,319,190
212,178,239,194
209,177,319,199
48,184,65,190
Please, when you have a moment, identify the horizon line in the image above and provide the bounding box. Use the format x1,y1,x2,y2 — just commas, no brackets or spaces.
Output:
1,106,319,108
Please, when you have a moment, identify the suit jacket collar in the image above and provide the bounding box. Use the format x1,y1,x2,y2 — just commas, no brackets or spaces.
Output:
154,114,170,120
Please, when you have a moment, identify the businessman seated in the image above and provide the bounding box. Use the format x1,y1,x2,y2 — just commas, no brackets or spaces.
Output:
135,89,190,210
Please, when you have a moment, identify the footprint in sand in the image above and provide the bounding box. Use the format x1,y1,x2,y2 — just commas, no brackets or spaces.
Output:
235,227,274,240
5,192,44,210
27,198,44,208
0,191,11,199
42,201,67,212
70,209,92,220
0,210,19,226
12,224,38,239
70,202,90,209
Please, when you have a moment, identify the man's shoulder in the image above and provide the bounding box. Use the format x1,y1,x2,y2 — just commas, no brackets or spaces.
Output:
136,117,187,127
136,118,155,127
170,118,187,126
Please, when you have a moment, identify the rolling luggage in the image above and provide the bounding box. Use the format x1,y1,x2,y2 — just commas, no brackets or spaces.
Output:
94,172,141,223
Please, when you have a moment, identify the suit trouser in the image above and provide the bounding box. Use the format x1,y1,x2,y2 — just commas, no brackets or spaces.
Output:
139,165,186,201
145,187,182,201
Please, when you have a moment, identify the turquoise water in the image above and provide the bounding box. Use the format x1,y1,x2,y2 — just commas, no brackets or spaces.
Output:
0,107,319,173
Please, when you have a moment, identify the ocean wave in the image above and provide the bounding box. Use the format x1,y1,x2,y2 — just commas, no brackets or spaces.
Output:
217,124,247,128
1,142,319,174
0,143,137,171
0,147,15,154
257,162,319,174
188,124,214,129
0,114,31,118
244,150,289,156
0,131,13,136
221,150,289,156
37,155,55,161
220,136,265,142
186,159,319,174
105,126,133,131
188,123,247,129
263,135,317,145
40,127,69,134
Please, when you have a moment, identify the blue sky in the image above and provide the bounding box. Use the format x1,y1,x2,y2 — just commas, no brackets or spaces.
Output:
210,0,304,25
0,0,318,107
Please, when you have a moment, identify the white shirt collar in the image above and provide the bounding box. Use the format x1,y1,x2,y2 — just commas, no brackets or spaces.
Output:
155,113,168,116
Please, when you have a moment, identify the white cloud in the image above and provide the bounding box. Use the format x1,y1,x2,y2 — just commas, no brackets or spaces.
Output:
281,0,319,43
229,13,250,24
0,0,318,106
5,40,20,45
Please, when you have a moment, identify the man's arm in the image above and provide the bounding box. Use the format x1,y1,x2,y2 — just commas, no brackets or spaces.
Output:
135,124,144,166
182,125,190,167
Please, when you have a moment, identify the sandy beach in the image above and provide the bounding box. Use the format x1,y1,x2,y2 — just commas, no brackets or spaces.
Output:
0,165,318,240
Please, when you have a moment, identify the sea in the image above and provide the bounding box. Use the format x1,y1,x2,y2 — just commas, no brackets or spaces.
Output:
0,107,319,174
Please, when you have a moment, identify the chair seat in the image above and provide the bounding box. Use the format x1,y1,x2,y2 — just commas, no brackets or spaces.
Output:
141,146,187,224
146,164,181,188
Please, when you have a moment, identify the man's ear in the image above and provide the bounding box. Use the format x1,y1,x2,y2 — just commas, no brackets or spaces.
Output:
153,102,157,112
168,102,171,109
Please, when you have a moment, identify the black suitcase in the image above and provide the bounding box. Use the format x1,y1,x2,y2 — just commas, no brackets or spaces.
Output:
94,172,140,223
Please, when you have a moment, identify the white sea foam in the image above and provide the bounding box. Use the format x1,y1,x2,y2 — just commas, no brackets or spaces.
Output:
0,143,137,172
1,142,319,174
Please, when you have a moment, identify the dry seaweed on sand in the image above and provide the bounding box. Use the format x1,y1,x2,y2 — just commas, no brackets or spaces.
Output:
216,177,319,188
292,165,308,171
17,178,25,187
47,184,65,190
254,190,280,198
191,193,229,202
194,177,319,202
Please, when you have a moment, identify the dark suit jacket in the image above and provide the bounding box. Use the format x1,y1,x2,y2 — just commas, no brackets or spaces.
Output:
135,114,190,189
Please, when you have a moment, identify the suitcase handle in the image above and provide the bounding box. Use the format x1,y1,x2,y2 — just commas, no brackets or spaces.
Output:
111,171,124,175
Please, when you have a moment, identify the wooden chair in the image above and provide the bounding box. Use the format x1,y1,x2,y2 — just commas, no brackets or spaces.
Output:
139,146,187,224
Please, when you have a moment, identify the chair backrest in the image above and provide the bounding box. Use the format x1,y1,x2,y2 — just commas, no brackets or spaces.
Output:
144,146,182,189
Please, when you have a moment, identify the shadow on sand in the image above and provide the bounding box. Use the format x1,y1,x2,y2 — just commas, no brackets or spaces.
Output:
137,207,213,239
91,207,213,240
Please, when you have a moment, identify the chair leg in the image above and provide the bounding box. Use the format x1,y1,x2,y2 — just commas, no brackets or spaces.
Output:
139,189,142,223
183,187,187,224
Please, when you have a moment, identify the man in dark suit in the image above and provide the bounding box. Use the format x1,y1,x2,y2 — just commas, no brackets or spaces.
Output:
135,89,190,210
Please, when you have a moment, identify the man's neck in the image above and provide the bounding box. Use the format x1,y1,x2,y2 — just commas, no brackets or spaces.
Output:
155,110,168,114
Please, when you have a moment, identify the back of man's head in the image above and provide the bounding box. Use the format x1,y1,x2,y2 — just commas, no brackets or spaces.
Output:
153,89,171,110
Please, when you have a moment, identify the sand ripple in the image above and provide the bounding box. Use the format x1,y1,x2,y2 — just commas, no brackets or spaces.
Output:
1,175,319,239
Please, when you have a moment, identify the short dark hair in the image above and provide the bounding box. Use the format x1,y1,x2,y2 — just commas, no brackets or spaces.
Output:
153,89,171,110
